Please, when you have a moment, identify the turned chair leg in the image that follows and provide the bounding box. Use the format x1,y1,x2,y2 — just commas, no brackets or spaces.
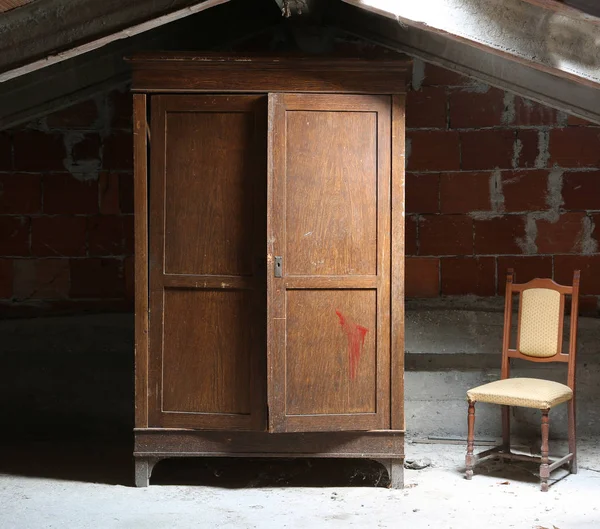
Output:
502,405,511,453
465,401,475,480
568,397,577,474
540,409,550,492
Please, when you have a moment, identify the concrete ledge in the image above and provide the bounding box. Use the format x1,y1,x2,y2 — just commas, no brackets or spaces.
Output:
406,301,600,359
405,302,600,438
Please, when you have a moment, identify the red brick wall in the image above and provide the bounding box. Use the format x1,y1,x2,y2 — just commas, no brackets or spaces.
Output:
0,88,134,316
406,61,600,313
1,61,600,316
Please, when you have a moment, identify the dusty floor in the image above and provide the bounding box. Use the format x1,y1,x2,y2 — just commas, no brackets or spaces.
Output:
1,436,599,529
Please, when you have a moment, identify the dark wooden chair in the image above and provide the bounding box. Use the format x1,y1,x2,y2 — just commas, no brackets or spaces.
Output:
465,269,580,491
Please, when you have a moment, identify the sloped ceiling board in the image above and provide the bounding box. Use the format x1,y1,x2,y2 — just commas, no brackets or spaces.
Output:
338,0,600,124
0,0,280,130
0,0,228,82
0,0,33,13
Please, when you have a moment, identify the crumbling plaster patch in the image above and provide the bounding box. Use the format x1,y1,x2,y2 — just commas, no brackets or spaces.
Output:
62,131,101,182
411,58,425,91
535,130,551,168
16,93,113,182
501,92,515,125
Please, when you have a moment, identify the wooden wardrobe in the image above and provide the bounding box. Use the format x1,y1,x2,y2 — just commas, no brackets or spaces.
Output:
130,53,409,488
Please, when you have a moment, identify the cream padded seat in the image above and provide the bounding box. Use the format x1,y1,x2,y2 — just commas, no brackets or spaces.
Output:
467,377,572,409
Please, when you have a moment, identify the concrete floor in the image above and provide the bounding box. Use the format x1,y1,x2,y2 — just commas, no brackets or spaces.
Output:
1,436,599,529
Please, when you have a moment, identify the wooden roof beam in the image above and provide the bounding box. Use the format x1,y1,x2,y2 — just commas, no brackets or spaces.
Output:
337,0,600,123
342,0,600,89
0,0,228,82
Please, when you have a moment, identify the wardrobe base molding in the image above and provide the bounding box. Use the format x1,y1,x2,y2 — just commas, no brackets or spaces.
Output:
135,429,404,457
133,429,404,488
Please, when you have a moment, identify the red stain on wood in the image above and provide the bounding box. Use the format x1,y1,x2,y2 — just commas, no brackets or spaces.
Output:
335,310,368,380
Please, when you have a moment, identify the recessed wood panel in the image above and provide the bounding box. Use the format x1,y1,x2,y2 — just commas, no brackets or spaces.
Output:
285,289,377,415
285,111,377,276
162,288,252,415
164,110,255,276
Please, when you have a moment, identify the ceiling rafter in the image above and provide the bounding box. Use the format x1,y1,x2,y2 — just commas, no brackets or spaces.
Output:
0,0,229,82
342,0,600,89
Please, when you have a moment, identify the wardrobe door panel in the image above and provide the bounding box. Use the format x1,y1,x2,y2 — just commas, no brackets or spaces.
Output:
267,94,392,433
162,289,253,415
163,110,254,276
285,289,377,416
285,110,377,276
149,95,266,430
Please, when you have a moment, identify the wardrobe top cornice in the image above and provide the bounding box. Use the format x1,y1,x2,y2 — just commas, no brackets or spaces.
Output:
126,52,411,71
127,52,410,94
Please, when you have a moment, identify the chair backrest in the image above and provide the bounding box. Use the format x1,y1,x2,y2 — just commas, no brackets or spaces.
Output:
501,270,581,390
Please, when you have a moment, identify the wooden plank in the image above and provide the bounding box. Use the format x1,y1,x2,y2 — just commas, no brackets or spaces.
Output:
131,67,408,94
135,429,405,457
0,0,229,81
133,93,149,429
267,93,393,433
0,1,278,130
0,0,33,14
376,94,393,435
266,93,285,433
391,94,405,431
128,52,411,71
335,2,600,124
148,95,167,427
341,0,600,89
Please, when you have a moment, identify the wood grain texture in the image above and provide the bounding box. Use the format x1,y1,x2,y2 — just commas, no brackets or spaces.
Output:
285,290,377,415
135,429,405,458
133,93,148,428
162,289,252,414
163,100,255,275
391,94,405,431
128,52,411,69
134,54,409,483
128,54,409,94
0,0,32,13
148,94,266,430
267,93,285,433
268,93,392,433
285,108,377,276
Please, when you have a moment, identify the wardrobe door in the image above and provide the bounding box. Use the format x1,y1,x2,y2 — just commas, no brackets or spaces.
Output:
267,94,392,433
148,95,266,430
